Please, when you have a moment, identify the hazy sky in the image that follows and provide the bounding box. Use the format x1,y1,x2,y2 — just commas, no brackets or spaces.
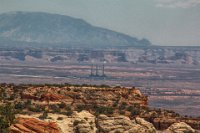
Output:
0,0,200,46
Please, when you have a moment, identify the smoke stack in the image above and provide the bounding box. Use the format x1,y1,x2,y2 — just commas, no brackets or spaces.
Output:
91,64,93,76
102,64,105,76
96,64,98,76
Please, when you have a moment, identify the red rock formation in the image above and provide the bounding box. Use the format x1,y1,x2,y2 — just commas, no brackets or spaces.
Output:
21,86,147,108
10,117,60,133
40,93,64,101
21,93,40,101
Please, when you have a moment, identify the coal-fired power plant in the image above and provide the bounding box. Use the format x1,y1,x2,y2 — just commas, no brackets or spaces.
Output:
90,64,106,77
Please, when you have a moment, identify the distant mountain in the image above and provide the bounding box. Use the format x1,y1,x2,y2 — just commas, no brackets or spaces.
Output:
0,12,151,48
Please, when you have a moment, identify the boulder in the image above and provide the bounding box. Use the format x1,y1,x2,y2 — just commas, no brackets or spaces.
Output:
74,120,94,133
73,111,96,133
165,122,196,133
135,117,156,133
97,115,156,133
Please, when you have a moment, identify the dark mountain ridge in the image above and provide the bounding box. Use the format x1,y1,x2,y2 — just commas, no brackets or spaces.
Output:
0,11,151,48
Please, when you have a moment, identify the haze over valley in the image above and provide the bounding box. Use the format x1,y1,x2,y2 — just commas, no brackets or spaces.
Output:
0,1,200,132
0,11,200,118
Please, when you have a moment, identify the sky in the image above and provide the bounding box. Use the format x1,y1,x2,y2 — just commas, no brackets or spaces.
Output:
0,0,200,46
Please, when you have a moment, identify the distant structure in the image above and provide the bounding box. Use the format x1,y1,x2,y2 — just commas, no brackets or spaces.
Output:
90,64,106,77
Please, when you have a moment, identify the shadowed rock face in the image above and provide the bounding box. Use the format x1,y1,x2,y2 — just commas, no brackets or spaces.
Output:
10,117,60,133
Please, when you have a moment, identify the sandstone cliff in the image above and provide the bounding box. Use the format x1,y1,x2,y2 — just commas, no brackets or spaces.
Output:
9,111,198,133
0,83,199,133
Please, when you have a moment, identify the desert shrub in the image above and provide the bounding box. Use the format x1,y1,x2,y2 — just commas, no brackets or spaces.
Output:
98,84,111,88
66,110,73,116
0,117,9,132
39,111,48,120
107,107,114,114
119,102,127,110
76,105,86,112
57,117,63,120
25,99,32,107
114,130,121,133
95,106,114,115
64,83,71,86
131,109,140,116
9,94,15,100
133,103,140,108
112,99,119,107
175,113,180,117
126,104,141,117
114,86,121,89
135,93,141,97
64,105,73,116
141,106,149,111
15,102,25,110
58,102,66,109
127,106,133,112
81,84,90,87
66,105,71,111
112,97,120,107
119,110,125,115
74,88,81,92
28,106,41,112
50,105,60,113
65,109,73,116
0,89,7,100
73,84,81,87
0,103,17,132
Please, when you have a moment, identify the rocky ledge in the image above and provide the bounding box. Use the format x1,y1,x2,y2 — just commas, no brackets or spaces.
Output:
0,83,199,133
10,117,60,133
9,110,198,133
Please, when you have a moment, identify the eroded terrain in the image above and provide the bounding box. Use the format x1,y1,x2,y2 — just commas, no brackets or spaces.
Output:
0,83,199,133
0,47,200,116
